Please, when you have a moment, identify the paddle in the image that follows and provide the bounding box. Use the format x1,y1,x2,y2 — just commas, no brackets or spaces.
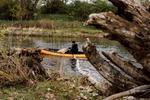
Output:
57,48,69,54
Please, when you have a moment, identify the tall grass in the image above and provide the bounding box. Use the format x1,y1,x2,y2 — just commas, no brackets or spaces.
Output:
0,50,29,86
0,14,101,35
0,14,82,29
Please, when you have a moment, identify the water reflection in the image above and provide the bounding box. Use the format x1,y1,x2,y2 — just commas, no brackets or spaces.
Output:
41,57,82,76
1,35,128,54
70,58,77,72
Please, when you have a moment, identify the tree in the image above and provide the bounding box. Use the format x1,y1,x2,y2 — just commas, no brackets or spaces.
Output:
0,0,17,20
92,0,117,12
84,0,150,99
0,0,40,20
68,0,117,20
40,0,68,14
16,0,40,20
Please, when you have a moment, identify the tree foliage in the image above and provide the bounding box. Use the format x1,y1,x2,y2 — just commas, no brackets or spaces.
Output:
71,0,117,20
0,0,17,20
40,0,68,14
16,0,39,20
0,0,117,20
40,0,117,20
0,0,39,20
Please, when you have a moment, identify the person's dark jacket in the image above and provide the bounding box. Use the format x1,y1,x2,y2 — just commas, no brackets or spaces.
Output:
71,43,78,54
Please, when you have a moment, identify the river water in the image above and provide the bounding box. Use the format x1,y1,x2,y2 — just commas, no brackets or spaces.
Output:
1,35,134,85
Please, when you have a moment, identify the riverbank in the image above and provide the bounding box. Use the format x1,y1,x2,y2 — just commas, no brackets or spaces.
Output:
0,49,102,99
0,14,106,38
0,27,106,38
0,73,102,99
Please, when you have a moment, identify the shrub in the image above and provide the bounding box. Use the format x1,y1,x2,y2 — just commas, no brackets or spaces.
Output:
40,0,68,14
0,0,17,20
68,0,117,20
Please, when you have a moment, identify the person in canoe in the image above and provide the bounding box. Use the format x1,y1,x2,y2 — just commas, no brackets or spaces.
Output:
57,41,78,54
69,41,78,54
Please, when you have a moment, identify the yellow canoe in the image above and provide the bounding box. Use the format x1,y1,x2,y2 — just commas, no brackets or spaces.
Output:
40,49,86,59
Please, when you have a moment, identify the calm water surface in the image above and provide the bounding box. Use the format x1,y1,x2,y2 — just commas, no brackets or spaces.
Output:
1,35,133,84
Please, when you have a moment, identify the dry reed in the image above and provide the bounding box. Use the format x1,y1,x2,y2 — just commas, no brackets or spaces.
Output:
0,49,48,87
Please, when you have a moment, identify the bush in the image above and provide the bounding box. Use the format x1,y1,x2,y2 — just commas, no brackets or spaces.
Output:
0,0,17,20
40,0,68,14
0,0,39,20
68,0,117,20
39,0,117,21
0,0,117,21
68,1,93,20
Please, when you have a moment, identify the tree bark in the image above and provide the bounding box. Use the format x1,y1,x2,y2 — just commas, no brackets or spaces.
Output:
84,0,150,98
109,0,150,29
83,42,137,90
104,52,150,84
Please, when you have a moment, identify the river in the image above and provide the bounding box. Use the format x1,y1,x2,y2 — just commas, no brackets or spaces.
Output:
0,35,134,86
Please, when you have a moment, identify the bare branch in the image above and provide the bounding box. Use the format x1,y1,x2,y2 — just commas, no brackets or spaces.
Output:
104,85,150,100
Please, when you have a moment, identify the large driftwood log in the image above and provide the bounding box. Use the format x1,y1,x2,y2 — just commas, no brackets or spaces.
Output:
84,0,150,99
83,43,137,90
83,41,150,97
85,1,150,72
109,0,150,26
85,11,150,82
104,52,150,84
85,12,150,61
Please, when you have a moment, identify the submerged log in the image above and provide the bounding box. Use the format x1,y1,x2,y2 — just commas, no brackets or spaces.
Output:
84,0,150,98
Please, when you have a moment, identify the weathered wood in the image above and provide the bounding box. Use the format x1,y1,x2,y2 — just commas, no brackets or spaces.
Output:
104,85,150,100
85,11,150,72
85,0,150,55
83,42,137,91
103,52,150,84
85,11,149,52
109,0,150,30
84,0,150,98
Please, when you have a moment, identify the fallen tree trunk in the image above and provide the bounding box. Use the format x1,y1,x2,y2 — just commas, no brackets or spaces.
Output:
85,12,150,64
109,0,150,26
104,52,150,84
83,43,137,90
83,41,150,97
84,0,150,98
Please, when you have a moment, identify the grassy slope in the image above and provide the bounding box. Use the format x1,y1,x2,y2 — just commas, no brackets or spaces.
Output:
0,76,102,100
